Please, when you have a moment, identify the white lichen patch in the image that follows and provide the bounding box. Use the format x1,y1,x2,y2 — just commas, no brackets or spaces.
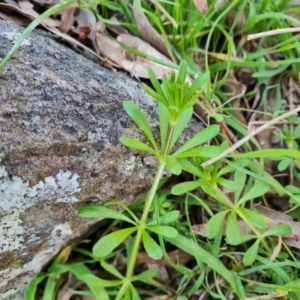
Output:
0,154,80,253
124,155,144,173
50,223,73,246
0,211,24,252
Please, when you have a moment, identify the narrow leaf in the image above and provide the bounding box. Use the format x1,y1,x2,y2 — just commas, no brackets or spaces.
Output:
169,107,193,150
178,158,205,178
173,125,219,156
83,274,122,287
172,181,200,195
243,239,260,266
93,227,137,257
217,178,238,191
158,102,169,154
147,225,178,238
238,181,270,205
165,155,182,175
142,230,163,260
184,72,209,103
238,207,266,229
123,101,157,150
206,210,229,239
25,274,48,300
263,224,292,237
120,137,156,155
147,210,180,225
174,146,223,159
226,211,241,245
132,269,157,281
165,234,242,297
78,206,136,225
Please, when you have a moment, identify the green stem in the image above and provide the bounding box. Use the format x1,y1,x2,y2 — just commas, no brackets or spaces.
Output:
163,123,175,157
116,162,166,299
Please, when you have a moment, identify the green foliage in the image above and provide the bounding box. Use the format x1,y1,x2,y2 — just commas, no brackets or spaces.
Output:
19,0,300,299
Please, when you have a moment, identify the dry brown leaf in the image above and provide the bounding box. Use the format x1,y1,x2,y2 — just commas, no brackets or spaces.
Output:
0,0,19,8
192,205,300,249
17,0,58,27
73,8,96,43
0,10,31,26
193,0,208,13
106,15,130,35
270,236,282,261
32,0,59,6
0,3,105,63
94,24,173,78
132,4,171,59
59,5,77,33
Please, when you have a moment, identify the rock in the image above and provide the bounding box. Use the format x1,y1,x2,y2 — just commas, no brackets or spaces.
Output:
0,19,203,298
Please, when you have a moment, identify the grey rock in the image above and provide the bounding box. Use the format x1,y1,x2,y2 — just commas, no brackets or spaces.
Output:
0,19,203,298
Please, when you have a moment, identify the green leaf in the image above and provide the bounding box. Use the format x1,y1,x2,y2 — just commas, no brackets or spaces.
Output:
165,234,242,297
83,274,122,287
172,181,200,195
78,206,136,225
243,239,260,266
165,155,182,175
263,224,292,237
101,260,123,279
206,210,229,239
120,137,156,155
231,149,300,159
158,102,169,154
158,210,180,224
66,263,94,279
147,210,180,225
199,180,230,206
123,101,158,151
146,225,178,238
25,274,48,300
278,158,291,171
238,207,266,229
238,181,270,205
129,284,141,300
217,178,238,191
178,158,205,178
93,227,137,257
43,274,57,300
63,262,113,299
132,269,157,281
142,230,163,260
173,146,223,159
169,107,193,150
234,170,247,203
183,72,210,105
226,211,241,245
173,125,220,156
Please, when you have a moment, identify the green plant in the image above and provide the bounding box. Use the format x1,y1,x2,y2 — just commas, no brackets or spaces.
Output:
77,61,245,299
14,0,300,298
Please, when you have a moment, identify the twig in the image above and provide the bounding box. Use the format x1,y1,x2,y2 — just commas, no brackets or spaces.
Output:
201,106,300,168
247,27,300,41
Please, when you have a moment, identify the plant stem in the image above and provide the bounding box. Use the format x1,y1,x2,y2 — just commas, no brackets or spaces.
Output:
163,123,175,157
116,162,166,299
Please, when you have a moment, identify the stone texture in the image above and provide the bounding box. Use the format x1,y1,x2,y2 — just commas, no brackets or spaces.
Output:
0,19,202,298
